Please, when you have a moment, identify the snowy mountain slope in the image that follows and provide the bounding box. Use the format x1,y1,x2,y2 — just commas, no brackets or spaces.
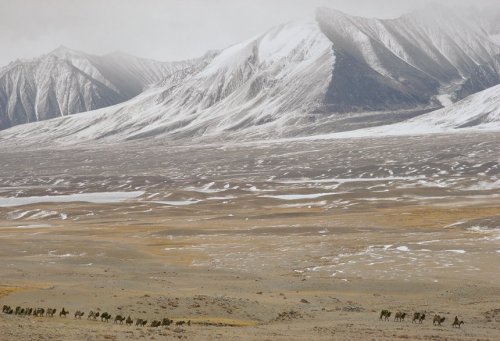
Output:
317,6,500,112
306,84,500,140
0,20,334,144
1,5,500,146
400,84,500,131
0,47,194,129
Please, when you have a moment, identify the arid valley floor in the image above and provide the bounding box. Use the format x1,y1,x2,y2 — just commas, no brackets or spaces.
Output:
0,132,499,340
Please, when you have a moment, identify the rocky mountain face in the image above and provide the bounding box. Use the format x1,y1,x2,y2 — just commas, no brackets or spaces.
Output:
0,47,193,129
1,5,499,144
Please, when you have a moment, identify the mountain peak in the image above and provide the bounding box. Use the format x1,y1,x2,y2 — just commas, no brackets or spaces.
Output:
0,46,188,130
49,45,81,58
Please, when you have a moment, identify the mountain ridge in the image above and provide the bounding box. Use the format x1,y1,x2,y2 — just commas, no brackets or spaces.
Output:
1,5,500,145
0,47,197,129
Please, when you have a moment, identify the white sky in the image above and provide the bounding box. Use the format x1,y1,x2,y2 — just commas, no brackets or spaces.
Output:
0,0,497,66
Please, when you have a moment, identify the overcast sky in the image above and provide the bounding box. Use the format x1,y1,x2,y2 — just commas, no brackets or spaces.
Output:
0,0,497,67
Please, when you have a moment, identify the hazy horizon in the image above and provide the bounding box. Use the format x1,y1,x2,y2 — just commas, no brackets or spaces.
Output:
0,0,498,66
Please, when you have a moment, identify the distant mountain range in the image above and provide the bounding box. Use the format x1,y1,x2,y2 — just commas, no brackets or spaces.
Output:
0,47,195,129
0,5,499,145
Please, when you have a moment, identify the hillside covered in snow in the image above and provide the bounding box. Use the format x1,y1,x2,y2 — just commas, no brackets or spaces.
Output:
1,5,500,145
370,84,500,135
0,47,195,129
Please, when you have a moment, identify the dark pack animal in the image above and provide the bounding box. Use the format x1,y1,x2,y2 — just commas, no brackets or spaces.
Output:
47,308,57,317
394,312,406,322
3,305,13,315
126,316,133,326
452,316,464,328
150,320,161,327
34,308,45,317
59,308,69,318
74,310,85,319
412,312,420,323
135,318,147,327
433,315,445,326
101,312,112,322
161,318,173,326
87,310,100,320
379,310,391,321
114,315,126,324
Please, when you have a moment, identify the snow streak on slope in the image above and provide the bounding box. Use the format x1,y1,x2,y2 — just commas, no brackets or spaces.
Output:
0,47,193,129
0,20,335,144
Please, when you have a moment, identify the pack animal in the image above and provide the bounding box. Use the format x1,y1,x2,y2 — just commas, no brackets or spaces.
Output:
394,312,406,322
452,316,464,328
59,308,69,318
379,310,391,321
433,315,445,326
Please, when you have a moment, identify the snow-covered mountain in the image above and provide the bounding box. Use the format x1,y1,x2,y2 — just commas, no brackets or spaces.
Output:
386,84,500,133
318,5,500,112
1,5,500,145
311,84,500,139
0,46,194,129
0,20,334,143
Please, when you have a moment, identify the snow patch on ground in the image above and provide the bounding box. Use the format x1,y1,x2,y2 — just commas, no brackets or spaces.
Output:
151,200,200,206
6,224,53,229
436,94,454,107
261,193,338,200
0,191,144,207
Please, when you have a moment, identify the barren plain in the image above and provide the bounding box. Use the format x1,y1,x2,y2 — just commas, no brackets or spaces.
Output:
0,132,499,340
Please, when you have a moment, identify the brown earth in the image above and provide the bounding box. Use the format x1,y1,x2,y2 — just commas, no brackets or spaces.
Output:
0,132,499,340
